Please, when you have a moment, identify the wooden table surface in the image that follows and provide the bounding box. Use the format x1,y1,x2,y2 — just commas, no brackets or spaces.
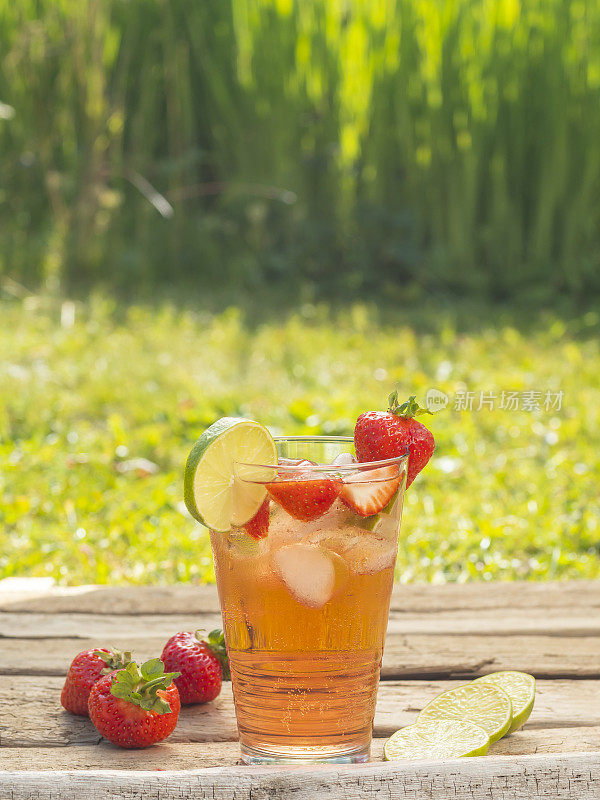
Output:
1,579,599,799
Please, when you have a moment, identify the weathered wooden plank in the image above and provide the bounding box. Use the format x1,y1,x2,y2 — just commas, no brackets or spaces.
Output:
380,633,600,679
2,677,598,748
2,631,599,678
3,753,600,800
0,584,222,615
0,742,239,771
2,727,600,771
2,609,599,638
1,580,598,615
0,612,223,640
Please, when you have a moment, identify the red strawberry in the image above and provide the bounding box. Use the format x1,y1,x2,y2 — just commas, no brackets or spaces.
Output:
244,497,270,540
266,476,342,521
161,629,228,705
88,659,181,748
340,465,401,516
354,393,435,488
61,648,132,716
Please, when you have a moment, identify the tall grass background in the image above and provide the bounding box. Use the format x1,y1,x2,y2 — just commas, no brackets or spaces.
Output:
1,0,600,301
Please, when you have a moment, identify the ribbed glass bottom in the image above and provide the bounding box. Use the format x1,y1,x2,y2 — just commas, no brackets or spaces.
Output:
229,649,380,765
240,742,370,765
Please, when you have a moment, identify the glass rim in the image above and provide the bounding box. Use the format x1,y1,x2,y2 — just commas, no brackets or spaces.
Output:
235,435,409,472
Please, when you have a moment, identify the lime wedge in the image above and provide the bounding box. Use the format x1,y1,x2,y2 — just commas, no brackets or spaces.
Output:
384,719,490,761
473,671,535,733
184,417,277,532
417,682,512,743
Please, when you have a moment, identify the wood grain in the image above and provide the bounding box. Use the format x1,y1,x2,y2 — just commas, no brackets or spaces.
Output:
3,677,599,748
2,609,599,638
2,580,599,799
2,727,600,771
2,632,599,678
1,580,598,615
3,753,600,800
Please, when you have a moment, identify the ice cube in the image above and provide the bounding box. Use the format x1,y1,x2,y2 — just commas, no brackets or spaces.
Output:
332,452,358,466
303,527,363,555
327,549,350,598
343,533,397,575
273,458,319,482
268,498,355,550
272,543,336,608
302,498,355,533
369,512,400,541
267,510,311,549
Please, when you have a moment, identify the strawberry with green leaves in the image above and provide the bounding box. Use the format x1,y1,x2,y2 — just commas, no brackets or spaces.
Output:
61,648,132,716
88,659,181,748
354,393,435,488
161,628,228,704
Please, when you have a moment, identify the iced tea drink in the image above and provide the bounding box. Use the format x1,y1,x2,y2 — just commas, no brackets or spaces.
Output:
210,436,408,764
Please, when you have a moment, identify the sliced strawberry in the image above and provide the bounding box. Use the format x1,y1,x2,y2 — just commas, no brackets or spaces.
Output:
244,497,270,540
339,465,401,517
266,477,342,522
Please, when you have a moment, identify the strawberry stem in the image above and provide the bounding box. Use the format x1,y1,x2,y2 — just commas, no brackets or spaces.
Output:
388,392,434,418
93,648,133,675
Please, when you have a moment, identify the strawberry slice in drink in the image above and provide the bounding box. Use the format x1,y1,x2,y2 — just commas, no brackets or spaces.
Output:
266,475,342,522
244,497,270,540
339,465,401,517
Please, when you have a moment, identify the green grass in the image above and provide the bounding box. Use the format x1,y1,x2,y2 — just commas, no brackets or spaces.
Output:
1,296,599,585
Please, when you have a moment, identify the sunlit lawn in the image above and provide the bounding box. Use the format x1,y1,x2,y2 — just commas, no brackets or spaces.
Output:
1,296,599,585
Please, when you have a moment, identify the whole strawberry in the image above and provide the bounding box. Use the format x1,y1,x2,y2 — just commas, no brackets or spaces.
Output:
88,659,181,748
61,648,132,716
355,393,435,488
161,629,228,705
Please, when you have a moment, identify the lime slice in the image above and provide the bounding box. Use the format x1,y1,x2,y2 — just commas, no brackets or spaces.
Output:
417,682,512,743
184,417,277,532
473,671,535,733
384,720,490,761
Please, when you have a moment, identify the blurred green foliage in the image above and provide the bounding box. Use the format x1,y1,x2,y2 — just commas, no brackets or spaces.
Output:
1,0,600,300
1,296,598,585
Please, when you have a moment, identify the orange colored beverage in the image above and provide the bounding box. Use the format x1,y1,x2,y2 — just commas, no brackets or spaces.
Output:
210,437,407,764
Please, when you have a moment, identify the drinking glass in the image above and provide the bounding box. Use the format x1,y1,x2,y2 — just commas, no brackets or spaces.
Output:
209,436,408,764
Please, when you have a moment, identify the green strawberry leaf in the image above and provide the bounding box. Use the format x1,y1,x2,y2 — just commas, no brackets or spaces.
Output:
110,683,131,700
109,659,181,714
388,391,434,418
197,628,230,681
140,658,164,680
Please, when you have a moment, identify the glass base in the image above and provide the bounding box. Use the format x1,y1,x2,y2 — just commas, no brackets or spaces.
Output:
240,742,370,765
